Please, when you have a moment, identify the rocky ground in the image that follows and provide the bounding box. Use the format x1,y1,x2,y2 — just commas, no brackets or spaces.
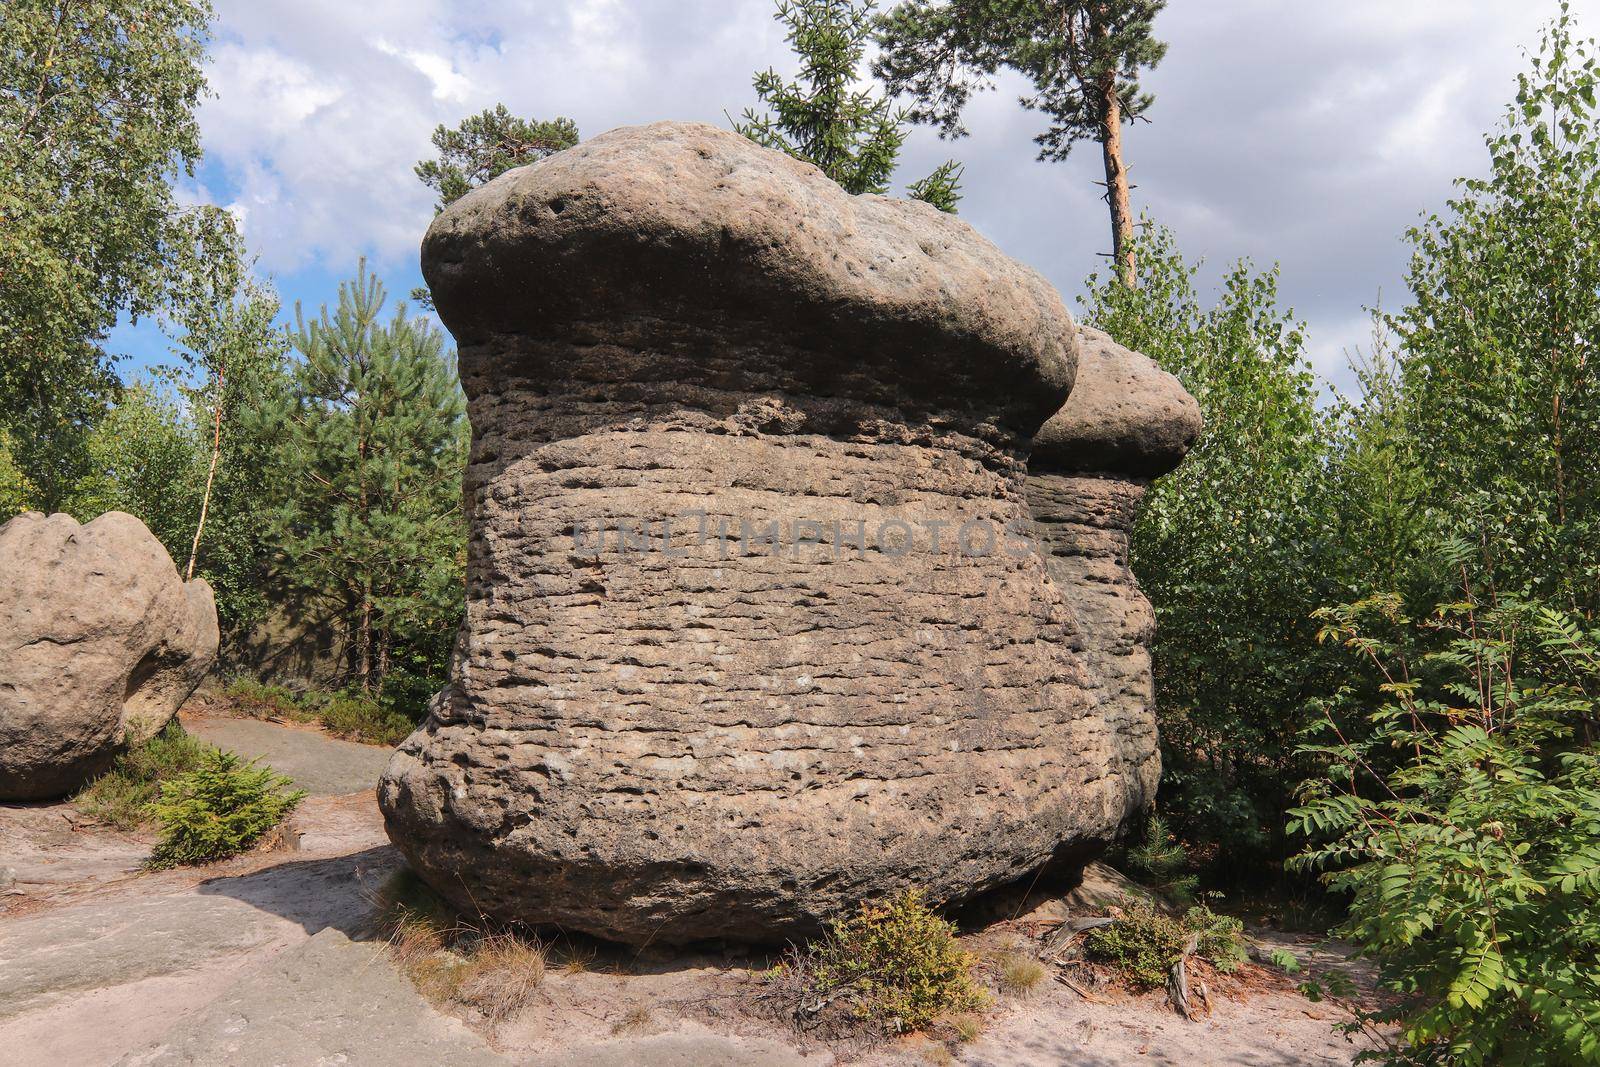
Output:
0,703,1377,1066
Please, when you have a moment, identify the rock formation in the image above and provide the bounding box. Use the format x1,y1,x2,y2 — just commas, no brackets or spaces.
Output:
1026,326,1203,821
380,121,1195,944
0,511,219,800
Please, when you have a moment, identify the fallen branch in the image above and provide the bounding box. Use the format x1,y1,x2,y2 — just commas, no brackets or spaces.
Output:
1055,970,1103,1003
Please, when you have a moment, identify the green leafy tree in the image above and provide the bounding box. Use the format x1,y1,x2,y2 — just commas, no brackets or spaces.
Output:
63,380,200,556
1292,586,1600,1065
735,0,963,212
415,104,579,212
0,433,39,518
1320,321,1432,601
875,0,1167,281
173,269,293,633
1393,4,1600,619
1,0,239,507
166,240,289,583
265,262,467,697
1083,222,1339,866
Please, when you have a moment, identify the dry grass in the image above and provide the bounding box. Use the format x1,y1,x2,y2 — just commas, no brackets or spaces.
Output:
996,951,1048,998
369,868,547,1023
456,933,548,1022
948,1011,985,1042
609,1004,654,1036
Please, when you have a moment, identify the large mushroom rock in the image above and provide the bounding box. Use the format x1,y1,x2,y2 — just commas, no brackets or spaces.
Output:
0,511,220,800
1026,326,1203,822
381,120,1119,946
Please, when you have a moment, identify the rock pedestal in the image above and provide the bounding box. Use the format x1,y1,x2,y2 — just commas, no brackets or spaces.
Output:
0,511,220,800
380,121,1192,944
1026,327,1203,820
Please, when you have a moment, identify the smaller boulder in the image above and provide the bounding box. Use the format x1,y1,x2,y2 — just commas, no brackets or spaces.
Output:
0,512,219,800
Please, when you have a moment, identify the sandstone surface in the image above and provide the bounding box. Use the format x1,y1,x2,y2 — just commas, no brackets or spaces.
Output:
1027,326,1202,819
381,122,1193,943
0,511,219,799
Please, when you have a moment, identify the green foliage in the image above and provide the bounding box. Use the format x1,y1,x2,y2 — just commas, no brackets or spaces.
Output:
224,678,417,746
415,104,578,213
0,0,239,508
74,721,214,830
1084,899,1246,987
63,381,200,557
905,159,964,213
261,262,467,696
780,888,987,1033
1123,814,1198,904
1185,904,1248,974
735,0,961,211
1084,900,1181,987
1291,588,1600,1065
148,748,304,867
168,244,292,626
874,0,1167,159
0,431,38,518
1392,4,1600,619
1082,221,1340,867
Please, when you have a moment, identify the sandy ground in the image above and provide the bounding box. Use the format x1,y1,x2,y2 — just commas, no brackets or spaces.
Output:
0,706,1379,1066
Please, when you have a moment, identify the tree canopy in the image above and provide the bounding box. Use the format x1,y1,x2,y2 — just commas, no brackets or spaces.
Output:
0,0,239,508
875,0,1167,278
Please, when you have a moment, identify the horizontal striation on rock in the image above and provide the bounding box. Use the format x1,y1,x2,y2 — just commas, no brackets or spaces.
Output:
380,122,1189,945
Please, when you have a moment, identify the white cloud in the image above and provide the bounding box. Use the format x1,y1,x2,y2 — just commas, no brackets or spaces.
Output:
374,40,472,103
190,0,1600,387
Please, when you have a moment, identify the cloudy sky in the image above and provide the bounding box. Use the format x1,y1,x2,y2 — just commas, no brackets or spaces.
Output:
117,0,1595,394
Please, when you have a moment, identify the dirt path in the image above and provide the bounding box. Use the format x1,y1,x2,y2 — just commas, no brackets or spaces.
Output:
0,711,1374,1066
184,711,393,796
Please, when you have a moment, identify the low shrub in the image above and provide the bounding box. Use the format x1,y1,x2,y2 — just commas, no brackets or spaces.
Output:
147,749,305,867
1085,901,1187,988
224,677,415,746
1084,900,1248,988
771,888,988,1034
313,691,414,746
75,722,215,829
223,678,302,718
1185,904,1248,974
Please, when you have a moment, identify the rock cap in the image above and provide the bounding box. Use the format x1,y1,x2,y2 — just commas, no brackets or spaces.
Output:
421,120,1077,441
1031,326,1202,478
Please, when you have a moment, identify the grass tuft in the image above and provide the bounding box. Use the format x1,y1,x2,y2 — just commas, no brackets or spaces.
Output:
456,933,548,1022
75,721,214,829
996,951,1048,997
609,1004,654,1037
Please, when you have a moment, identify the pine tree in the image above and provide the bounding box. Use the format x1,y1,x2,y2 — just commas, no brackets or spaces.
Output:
266,263,467,696
875,0,1167,282
412,105,579,306
415,104,579,213
735,0,963,212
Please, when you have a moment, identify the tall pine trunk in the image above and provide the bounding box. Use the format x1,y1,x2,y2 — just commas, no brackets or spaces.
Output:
1098,70,1136,288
